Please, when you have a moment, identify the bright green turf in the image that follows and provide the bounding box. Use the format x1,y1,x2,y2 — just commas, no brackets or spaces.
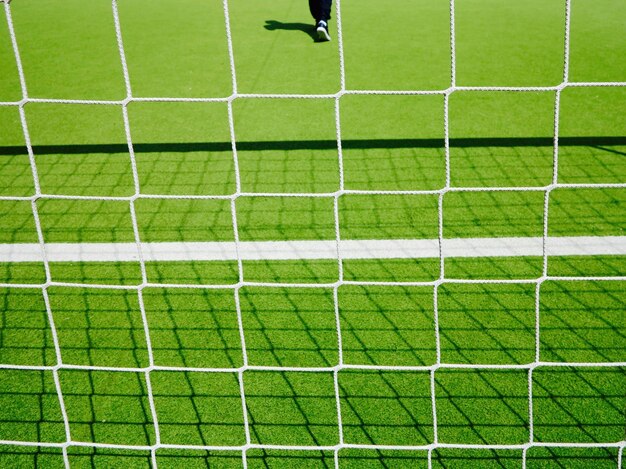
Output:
0,0,625,467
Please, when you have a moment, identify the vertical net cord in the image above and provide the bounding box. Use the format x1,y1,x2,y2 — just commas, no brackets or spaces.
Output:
220,0,252,466
111,1,162,465
332,0,347,466
526,0,573,465
3,2,72,467
429,1,455,466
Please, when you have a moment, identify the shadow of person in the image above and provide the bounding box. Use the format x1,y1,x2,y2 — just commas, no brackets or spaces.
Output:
264,20,318,41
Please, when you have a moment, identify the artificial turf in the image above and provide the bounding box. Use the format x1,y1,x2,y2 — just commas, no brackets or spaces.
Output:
0,0,625,467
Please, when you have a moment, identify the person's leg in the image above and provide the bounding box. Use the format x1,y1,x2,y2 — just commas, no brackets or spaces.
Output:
310,0,332,41
319,0,332,21
309,0,321,21
309,0,332,22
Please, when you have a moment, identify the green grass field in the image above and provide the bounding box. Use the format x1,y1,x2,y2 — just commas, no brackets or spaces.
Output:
0,0,625,467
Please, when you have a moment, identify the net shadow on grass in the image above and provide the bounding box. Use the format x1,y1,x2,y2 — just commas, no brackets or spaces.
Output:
338,370,434,446
243,370,339,447
48,287,149,369
438,283,536,365
151,371,246,447
539,281,626,363
532,367,626,444
156,449,243,468
2,136,625,156
338,448,429,468
59,370,155,446
0,370,65,444
247,448,335,468
239,287,338,368
142,288,243,369
432,448,522,468
338,285,436,366
0,288,56,367
525,446,621,468
66,446,152,468
0,446,65,468
435,369,530,445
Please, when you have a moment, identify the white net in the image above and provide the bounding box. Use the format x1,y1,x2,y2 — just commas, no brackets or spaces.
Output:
0,0,625,467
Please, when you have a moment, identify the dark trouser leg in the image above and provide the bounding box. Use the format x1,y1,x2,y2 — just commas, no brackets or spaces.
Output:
309,0,332,21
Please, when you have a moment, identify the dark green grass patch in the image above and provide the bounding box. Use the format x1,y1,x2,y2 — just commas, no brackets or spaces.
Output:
548,255,626,277
145,261,240,286
0,288,55,366
0,446,65,469
244,371,339,446
449,91,555,188
339,370,433,445
548,187,625,237
143,288,242,368
0,369,65,443
339,449,429,468
128,101,236,196
342,258,440,282
340,94,445,191
48,287,149,368
233,98,339,194
26,103,134,197
435,369,530,445
67,446,152,469
525,446,621,468
60,370,155,446
338,285,436,366
151,371,245,446
438,283,536,365
156,449,243,469
247,449,334,468
239,287,338,367
0,107,33,197
444,191,545,239
532,367,626,443
37,199,135,243
340,194,439,240
432,448,523,469
242,259,339,284
237,196,336,241
0,262,47,285
539,281,626,363
444,256,544,280
49,261,143,286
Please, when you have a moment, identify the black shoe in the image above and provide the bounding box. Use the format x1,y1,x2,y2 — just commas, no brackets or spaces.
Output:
316,20,331,41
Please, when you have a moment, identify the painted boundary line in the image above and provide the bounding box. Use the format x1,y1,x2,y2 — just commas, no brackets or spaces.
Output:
1,236,624,263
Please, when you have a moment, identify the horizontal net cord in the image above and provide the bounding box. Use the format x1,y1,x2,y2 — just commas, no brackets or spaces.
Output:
1,182,625,202
0,439,624,452
1,275,625,291
0,361,624,373
1,81,626,106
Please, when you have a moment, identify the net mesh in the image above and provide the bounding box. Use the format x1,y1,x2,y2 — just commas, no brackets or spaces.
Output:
0,0,624,467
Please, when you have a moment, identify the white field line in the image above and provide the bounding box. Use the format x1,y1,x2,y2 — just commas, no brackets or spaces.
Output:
0,236,624,263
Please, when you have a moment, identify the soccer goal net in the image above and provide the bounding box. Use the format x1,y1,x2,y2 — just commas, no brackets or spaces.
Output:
0,0,624,467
